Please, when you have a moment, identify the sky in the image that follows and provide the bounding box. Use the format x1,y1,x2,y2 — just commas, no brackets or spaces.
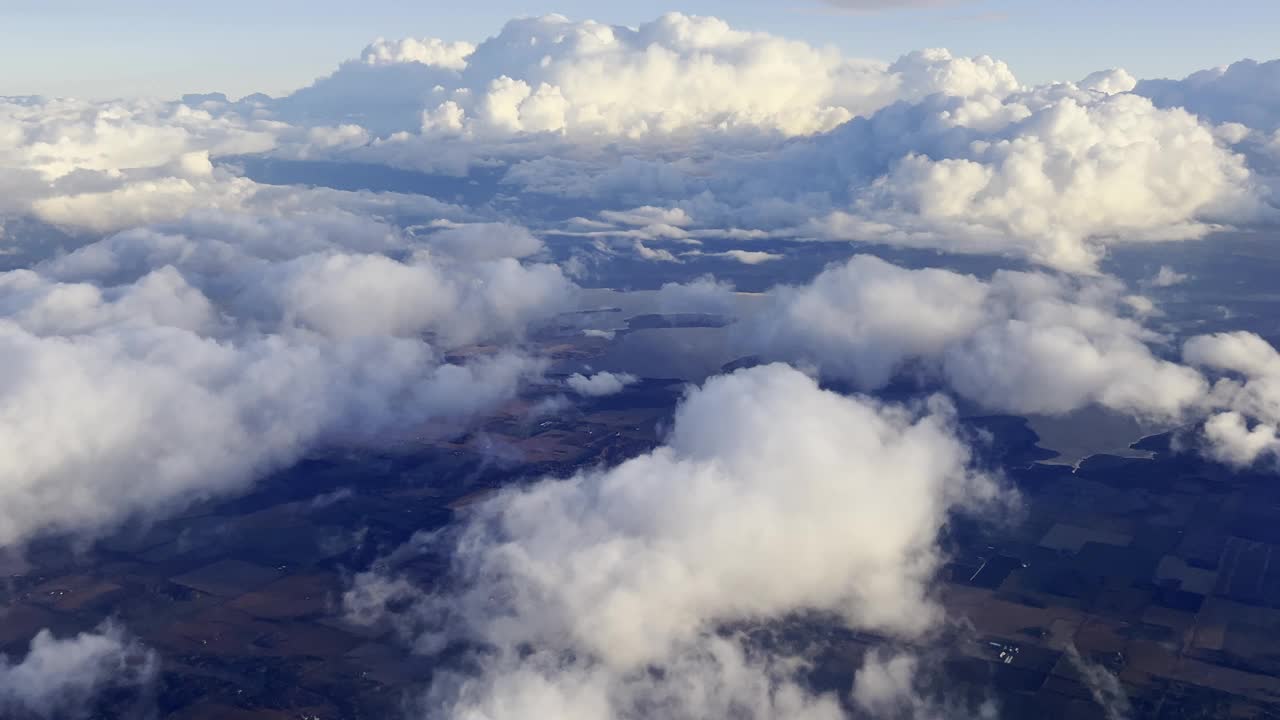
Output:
2,0,1278,99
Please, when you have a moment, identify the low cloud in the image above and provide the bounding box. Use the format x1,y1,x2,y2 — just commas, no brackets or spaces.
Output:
1184,332,1280,466
0,211,574,547
0,622,156,719
347,364,1004,717
566,371,639,397
282,14,1017,139
742,255,1208,418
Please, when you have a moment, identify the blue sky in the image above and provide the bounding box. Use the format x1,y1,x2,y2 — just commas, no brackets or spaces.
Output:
3,0,1278,99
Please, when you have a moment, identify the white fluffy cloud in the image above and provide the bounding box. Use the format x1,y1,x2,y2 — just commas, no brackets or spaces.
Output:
416,221,545,261
0,95,474,241
258,17,1279,275
0,96,277,234
0,211,574,546
0,623,155,719
566,370,639,396
655,275,738,316
1183,332,1280,466
360,37,475,69
1136,58,1280,131
290,13,1016,139
744,255,1209,418
820,84,1265,272
738,256,1280,466
347,364,1002,717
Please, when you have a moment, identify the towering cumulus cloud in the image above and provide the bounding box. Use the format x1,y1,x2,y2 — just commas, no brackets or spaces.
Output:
347,364,1003,718
287,13,1016,138
266,15,1278,274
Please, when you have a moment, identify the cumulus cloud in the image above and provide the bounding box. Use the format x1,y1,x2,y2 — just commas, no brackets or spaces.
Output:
0,622,156,719
256,16,1280,275
655,275,737,316
346,364,1003,718
711,249,783,264
743,255,1208,418
0,96,277,234
820,84,1265,272
415,221,545,261
0,211,574,547
1079,68,1138,95
360,37,475,69
566,370,639,396
285,13,1017,139
364,37,1264,274
734,255,1280,466
1183,332,1280,466
1136,58,1280,131
1144,265,1190,288
0,95,476,242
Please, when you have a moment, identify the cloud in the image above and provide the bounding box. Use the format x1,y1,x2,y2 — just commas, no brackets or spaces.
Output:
655,275,738,315
819,85,1266,272
1136,58,1280,131
416,222,545,262
712,249,783,264
1079,68,1138,95
398,45,1265,275
0,212,575,547
734,256,1280,466
632,239,680,262
0,96,276,234
851,650,998,719
0,95,476,241
0,622,156,719
360,37,475,69
1183,332,1280,466
284,14,1017,139
566,371,639,396
742,255,1208,418
346,364,1004,717
1144,265,1189,288
1064,645,1131,720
